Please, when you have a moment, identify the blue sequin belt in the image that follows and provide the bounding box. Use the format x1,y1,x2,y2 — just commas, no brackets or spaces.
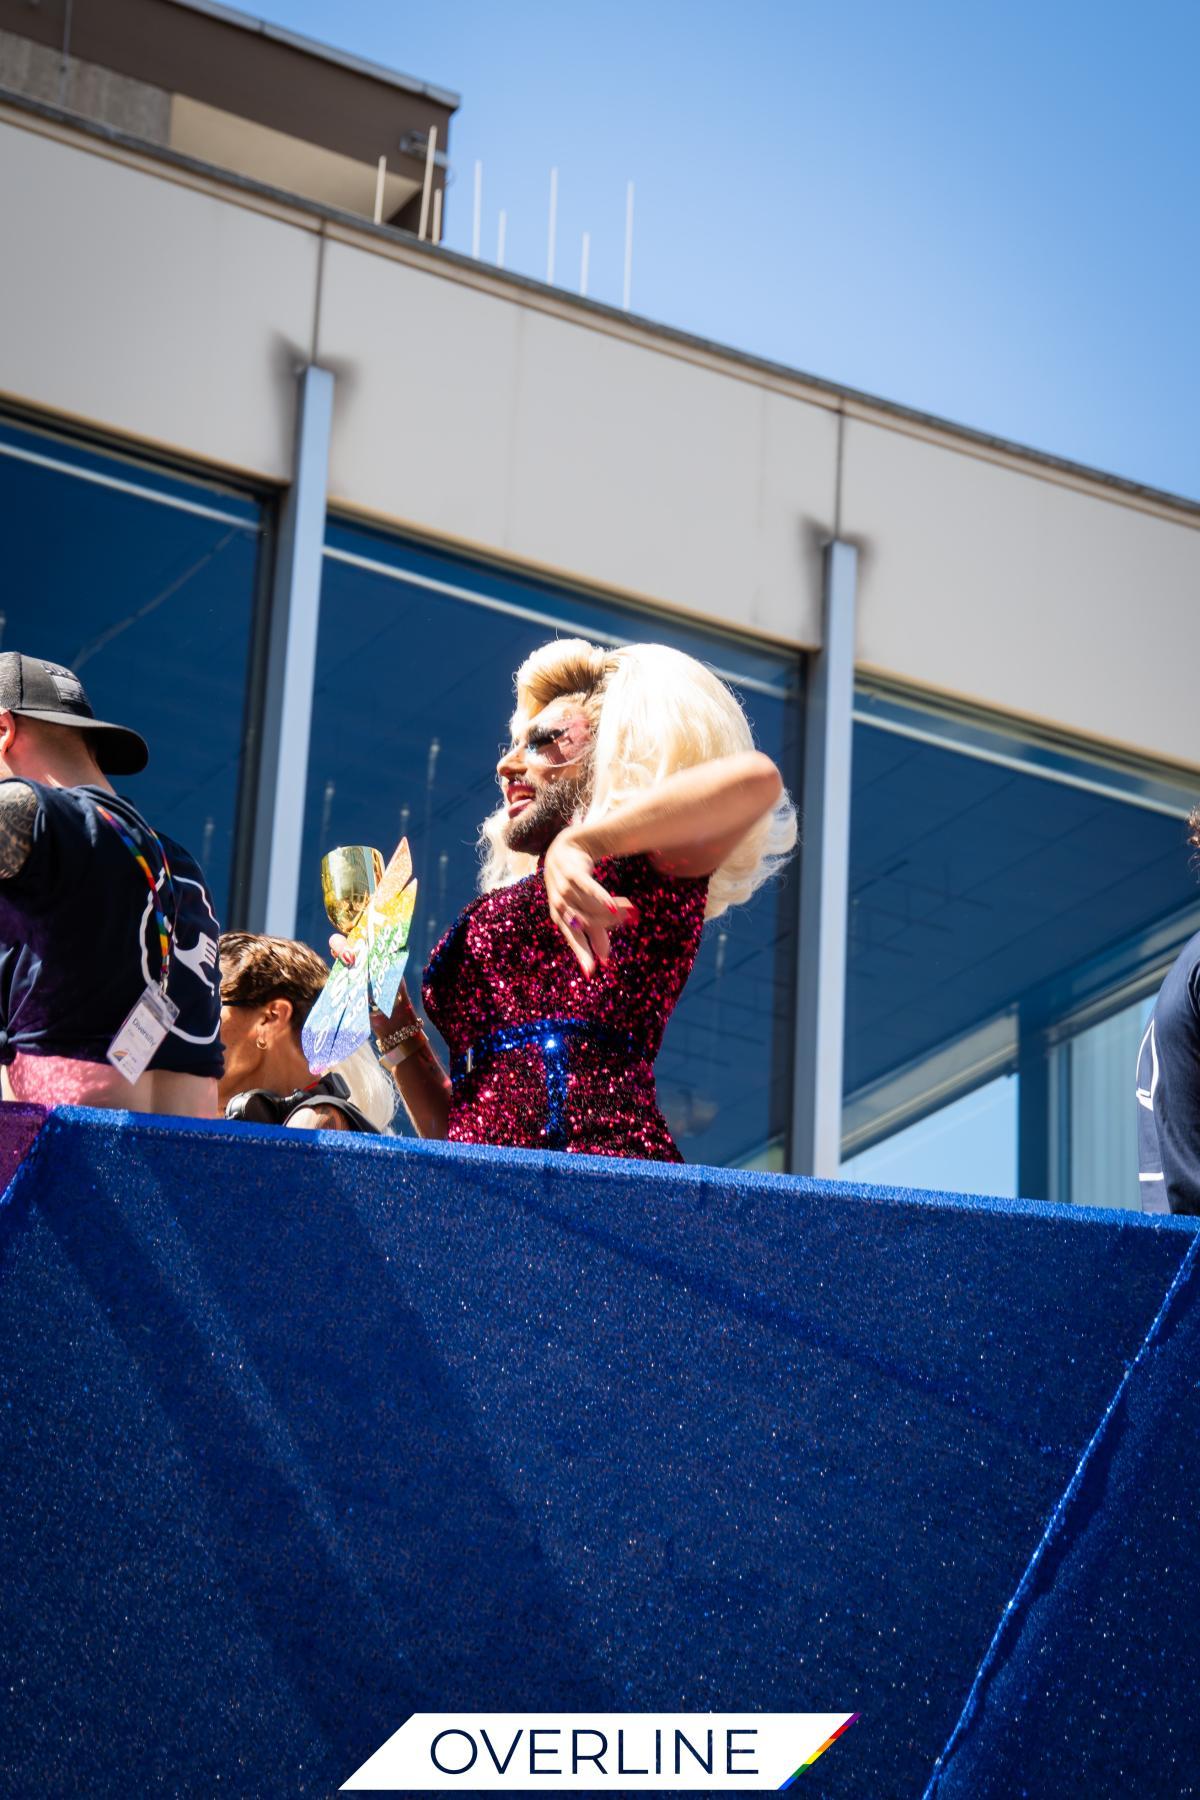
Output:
450,1016,650,1152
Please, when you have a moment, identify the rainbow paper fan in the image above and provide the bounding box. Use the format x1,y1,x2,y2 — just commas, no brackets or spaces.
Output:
302,839,419,1075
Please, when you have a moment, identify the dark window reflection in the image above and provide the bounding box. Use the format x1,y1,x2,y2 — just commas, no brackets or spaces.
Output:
845,710,1200,1195
0,417,264,916
299,521,802,1167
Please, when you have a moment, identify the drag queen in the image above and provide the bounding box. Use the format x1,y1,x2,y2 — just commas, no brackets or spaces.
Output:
352,639,795,1160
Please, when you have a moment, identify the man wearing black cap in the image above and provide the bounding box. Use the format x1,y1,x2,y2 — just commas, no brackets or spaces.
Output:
0,653,222,1116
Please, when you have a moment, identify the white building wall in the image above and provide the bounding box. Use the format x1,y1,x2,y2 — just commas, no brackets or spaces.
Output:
317,238,837,644
2,104,1197,768
0,116,318,479
843,417,1200,764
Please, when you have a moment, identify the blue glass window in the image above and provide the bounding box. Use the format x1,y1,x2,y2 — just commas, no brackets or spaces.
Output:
0,416,265,916
844,689,1200,1202
842,1073,1018,1197
299,521,802,1166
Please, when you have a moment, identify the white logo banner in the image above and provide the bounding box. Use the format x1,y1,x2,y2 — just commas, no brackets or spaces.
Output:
343,1712,859,1791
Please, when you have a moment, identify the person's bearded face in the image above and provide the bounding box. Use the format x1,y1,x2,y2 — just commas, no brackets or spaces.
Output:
496,702,593,856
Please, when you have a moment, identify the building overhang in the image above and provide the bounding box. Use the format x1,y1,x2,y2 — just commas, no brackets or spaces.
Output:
0,0,457,224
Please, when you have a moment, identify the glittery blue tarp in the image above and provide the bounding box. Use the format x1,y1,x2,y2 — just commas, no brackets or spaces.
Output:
925,1228,1200,1798
0,1106,1196,1798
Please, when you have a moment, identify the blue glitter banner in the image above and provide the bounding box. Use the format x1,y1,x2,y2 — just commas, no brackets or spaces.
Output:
0,1108,1195,1797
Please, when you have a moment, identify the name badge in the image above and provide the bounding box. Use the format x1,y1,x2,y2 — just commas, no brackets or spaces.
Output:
106,985,180,1084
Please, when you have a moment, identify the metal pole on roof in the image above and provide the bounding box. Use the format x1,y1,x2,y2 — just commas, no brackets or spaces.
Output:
432,185,443,244
579,231,590,297
622,180,635,310
546,166,558,283
496,209,507,268
472,160,482,259
373,156,387,225
418,126,438,241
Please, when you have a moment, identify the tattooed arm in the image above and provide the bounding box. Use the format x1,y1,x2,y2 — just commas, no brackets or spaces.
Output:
0,783,36,879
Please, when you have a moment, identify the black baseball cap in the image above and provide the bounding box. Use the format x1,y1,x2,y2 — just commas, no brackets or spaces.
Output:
0,654,149,775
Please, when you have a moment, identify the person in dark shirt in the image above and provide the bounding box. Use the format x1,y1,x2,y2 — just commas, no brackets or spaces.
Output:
0,652,222,1116
1137,808,1200,1213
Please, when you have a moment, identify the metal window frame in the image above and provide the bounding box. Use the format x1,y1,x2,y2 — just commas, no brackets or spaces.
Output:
789,539,858,1178
321,537,797,703
853,679,1199,819
0,402,265,525
242,365,334,938
847,681,1200,1199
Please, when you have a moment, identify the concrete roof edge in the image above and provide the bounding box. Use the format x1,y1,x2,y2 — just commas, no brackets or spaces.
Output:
163,0,461,108
4,88,1195,523
414,246,1200,522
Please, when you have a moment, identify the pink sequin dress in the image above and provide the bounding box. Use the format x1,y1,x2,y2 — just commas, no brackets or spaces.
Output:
422,853,708,1160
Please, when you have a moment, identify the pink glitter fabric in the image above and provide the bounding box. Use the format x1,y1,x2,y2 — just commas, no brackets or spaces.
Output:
422,853,708,1160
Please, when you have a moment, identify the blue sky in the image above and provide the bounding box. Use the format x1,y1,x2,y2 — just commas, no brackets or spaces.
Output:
265,0,1198,500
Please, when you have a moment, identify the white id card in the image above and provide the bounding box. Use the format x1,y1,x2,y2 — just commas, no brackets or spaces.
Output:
106,985,180,1084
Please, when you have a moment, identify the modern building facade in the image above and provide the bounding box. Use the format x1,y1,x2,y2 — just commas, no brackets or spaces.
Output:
2,0,1198,1200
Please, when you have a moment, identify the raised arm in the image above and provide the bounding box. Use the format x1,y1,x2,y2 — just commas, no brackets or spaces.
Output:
544,752,784,975
577,751,782,877
372,986,453,1140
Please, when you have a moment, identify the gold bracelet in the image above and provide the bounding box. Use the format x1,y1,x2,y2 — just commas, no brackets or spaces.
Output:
377,1021,421,1055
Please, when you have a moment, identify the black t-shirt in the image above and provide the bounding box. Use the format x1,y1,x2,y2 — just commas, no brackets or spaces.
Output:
0,780,223,1077
1136,929,1200,1215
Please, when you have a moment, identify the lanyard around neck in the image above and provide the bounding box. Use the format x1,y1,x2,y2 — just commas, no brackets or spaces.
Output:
93,801,176,992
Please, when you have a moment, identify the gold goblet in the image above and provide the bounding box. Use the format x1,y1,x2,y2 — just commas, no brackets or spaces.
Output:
321,845,385,936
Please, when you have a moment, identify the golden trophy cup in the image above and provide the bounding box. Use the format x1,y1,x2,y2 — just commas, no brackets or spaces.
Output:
320,845,385,937
304,838,418,1073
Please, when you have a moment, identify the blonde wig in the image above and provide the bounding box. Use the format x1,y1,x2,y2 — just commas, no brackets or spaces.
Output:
334,1041,400,1134
479,638,797,920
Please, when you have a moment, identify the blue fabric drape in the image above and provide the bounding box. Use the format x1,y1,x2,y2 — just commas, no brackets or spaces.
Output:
0,1107,1195,1797
926,1232,1200,1798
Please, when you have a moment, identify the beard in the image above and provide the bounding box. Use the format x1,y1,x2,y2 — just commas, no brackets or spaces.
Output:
502,771,590,856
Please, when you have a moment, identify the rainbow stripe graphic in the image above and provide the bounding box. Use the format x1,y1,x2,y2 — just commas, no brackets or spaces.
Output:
778,1714,860,1786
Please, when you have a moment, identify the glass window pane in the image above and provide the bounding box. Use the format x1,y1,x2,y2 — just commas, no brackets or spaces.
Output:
300,521,802,1166
841,1074,1018,1197
845,704,1200,1200
0,417,264,915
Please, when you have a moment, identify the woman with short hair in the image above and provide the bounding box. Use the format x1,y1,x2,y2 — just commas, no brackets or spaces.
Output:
218,932,394,1133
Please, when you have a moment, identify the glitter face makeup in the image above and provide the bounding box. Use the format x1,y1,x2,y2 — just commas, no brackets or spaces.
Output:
516,715,593,769
497,704,594,857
